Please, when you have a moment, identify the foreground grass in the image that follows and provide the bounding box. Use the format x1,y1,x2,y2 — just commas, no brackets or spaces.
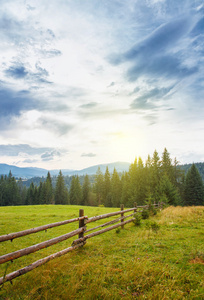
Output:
0,205,204,299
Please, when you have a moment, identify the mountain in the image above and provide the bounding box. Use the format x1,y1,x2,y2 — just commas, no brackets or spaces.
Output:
0,164,50,178
0,162,131,179
1,162,204,180
63,162,131,176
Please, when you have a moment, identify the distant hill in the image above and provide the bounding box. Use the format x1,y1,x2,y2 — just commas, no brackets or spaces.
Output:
0,164,49,179
1,161,203,181
0,162,131,179
65,162,131,176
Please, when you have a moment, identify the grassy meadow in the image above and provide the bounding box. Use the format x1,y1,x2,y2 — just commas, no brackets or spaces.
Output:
0,205,204,299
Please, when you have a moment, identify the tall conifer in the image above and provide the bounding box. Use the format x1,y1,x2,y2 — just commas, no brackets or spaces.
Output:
184,164,204,206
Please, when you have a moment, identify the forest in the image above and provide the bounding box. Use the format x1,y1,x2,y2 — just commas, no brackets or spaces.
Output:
0,148,204,207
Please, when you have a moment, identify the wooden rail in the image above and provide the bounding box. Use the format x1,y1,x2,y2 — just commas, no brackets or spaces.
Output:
0,216,88,243
0,227,85,265
0,203,162,285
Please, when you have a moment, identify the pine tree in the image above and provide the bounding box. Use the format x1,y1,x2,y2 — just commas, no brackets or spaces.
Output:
137,157,147,205
38,181,46,204
0,175,4,206
151,150,161,203
45,172,54,204
128,158,138,207
94,167,104,205
160,175,180,205
161,148,173,180
26,182,35,205
104,167,111,207
184,163,204,206
82,175,91,206
121,172,131,207
111,168,121,207
172,157,185,204
128,157,147,206
3,171,21,206
69,176,76,205
17,178,27,205
55,171,69,204
69,175,82,205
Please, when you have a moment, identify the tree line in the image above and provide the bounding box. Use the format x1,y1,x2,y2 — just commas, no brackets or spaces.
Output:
0,148,203,207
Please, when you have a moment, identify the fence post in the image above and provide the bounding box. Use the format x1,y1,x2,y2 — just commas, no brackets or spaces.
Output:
134,202,137,213
120,204,124,229
79,209,85,239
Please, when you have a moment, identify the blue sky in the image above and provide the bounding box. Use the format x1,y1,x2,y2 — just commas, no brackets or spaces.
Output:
0,0,204,169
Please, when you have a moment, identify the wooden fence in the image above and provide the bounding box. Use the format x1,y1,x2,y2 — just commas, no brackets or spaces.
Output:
0,203,162,285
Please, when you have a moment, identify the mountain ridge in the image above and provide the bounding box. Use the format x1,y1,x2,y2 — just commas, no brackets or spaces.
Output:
0,162,131,178
1,162,204,180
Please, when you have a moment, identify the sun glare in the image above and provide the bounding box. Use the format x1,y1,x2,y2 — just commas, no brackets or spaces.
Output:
109,131,145,162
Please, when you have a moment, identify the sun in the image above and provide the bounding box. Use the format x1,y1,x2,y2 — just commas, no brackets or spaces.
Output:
108,130,146,162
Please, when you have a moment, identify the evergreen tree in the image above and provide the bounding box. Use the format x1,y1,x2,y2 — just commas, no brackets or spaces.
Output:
104,167,112,207
128,157,147,206
0,173,22,206
5,171,21,205
144,155,152,199
161,148,173,181
172,157,185,204
94,167,104,205
160,175,180,205
82,175,91,206
75,175,82,205
111,168,121,207
151,150,161,203
184,164,204,206
44,172,54,204
121,172,131,207
136,157,147,204
26,182,35,205
128,158,138,207
69,176,76,205
38,181,46,204
69,175,82,205
17,178,27,205
55,171,69,204
0,175,6,206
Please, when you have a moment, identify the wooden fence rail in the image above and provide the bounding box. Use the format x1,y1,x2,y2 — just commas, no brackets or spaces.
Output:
0,203,162,285
0,216,88,243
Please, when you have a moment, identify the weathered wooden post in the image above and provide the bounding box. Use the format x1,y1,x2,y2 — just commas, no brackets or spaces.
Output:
79,209,85,239
120,204,124,229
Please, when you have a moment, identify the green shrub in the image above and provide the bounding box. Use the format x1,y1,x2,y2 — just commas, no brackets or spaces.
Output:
149,207,157,216
115,227,121,234
151,221,160,232
141,209,149,219
145,221,160,233
133,214,141,226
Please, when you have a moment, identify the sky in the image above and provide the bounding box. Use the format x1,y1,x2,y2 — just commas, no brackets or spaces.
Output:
0,0,204,170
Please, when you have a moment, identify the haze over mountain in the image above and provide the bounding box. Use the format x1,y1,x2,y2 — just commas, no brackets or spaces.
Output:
1,161,204,181
0,162,131,179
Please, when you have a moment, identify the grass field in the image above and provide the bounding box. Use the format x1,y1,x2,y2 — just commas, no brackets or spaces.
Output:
0,205,204,300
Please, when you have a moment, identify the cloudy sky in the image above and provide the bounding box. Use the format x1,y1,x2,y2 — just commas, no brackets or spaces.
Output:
0,0,204,170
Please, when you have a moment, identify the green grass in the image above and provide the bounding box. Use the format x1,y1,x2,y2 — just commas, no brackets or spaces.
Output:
0,205,204,299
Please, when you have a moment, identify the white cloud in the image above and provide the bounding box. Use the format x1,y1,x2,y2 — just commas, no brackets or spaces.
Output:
0,0,203,169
